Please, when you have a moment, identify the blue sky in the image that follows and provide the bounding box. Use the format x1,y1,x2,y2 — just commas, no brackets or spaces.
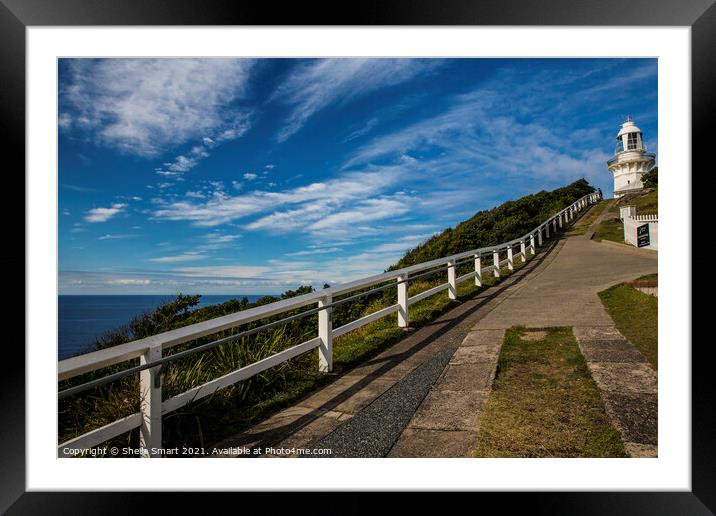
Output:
58,58,657,295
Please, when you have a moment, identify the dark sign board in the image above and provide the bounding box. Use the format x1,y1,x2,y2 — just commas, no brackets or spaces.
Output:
637,224,650,248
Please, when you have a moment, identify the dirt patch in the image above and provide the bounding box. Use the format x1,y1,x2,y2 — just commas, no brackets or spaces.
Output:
520,330,547,341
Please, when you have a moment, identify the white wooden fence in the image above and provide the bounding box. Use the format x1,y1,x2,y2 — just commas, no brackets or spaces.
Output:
57,191,601,456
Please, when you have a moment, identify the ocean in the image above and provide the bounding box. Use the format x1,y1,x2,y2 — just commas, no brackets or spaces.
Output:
58,294,268,360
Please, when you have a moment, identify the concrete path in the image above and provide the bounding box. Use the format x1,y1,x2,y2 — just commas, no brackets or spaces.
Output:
212,201,658,458
388,328,503,457
573,327,658,457
211,238,563,458
584,198,616,240
472,234,657,331
391,207,658,457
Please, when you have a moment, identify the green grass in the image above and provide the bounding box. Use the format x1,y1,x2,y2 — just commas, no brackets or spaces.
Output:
598,281,658,369
331,256,525,372
472,327,627,458
594,189,658,244
607,189,658,215
592,217,626,243
568,200,610,235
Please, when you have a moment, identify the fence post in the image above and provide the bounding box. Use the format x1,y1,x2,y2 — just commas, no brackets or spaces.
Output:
545,222,550,239
558,213,563,229
552,218,557,233
447,259,457,299
139,342,162,457
507,246,514,271
537,228,543,246
474,254,482,286
520,240,527,262
397,274,409,328
318,293,333,372
529,234,536,255
493,250,500,278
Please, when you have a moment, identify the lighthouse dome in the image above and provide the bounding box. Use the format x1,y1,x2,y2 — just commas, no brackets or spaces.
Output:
617,120,643,138
614,116,645,154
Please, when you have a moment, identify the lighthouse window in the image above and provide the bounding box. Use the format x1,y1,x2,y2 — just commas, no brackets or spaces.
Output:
615,137,624,153
627,132,639,150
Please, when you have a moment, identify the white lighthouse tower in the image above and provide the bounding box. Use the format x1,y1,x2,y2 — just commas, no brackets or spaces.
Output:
607,117,656,198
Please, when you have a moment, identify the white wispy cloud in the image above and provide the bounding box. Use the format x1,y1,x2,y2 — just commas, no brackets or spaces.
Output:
197,232,242,251
153,119,251,179
172,265,271,278
243,172,258,180
108,278,151,285
59,58,256,157
98,233,135,240
344,117,379,142
154,164,408,230
286,247,342,257
84,203,127,223
149,254,207,263
62,183,97,193
272,58,442,142
307,198,410,231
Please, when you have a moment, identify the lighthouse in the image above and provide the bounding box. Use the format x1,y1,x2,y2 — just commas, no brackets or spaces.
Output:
607,117,656,198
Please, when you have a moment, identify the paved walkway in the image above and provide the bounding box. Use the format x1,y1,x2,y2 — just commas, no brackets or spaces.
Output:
212,202,658,458
392,205,658,457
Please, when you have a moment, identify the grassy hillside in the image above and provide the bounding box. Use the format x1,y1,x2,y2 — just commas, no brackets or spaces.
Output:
391,179,594,269
593,187,658,243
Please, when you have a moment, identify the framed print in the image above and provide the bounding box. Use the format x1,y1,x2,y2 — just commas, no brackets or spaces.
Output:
4,0,711,512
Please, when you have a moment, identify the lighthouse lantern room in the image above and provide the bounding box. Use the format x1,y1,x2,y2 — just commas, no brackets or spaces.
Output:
607,116,656,198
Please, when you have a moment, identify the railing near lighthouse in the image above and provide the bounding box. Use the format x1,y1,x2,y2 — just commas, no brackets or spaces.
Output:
57,191,602,456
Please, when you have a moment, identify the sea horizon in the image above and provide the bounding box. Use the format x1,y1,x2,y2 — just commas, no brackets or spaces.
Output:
58,293,280,297
58,293,273,360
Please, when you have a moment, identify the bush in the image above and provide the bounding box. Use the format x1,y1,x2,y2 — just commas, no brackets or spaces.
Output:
391,178,594,269
642,167,658,188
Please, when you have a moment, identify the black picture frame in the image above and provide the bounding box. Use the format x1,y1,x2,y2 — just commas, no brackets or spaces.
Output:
4,0,709,512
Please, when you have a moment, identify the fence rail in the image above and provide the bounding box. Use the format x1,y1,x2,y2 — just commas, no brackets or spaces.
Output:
57,191,601,456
